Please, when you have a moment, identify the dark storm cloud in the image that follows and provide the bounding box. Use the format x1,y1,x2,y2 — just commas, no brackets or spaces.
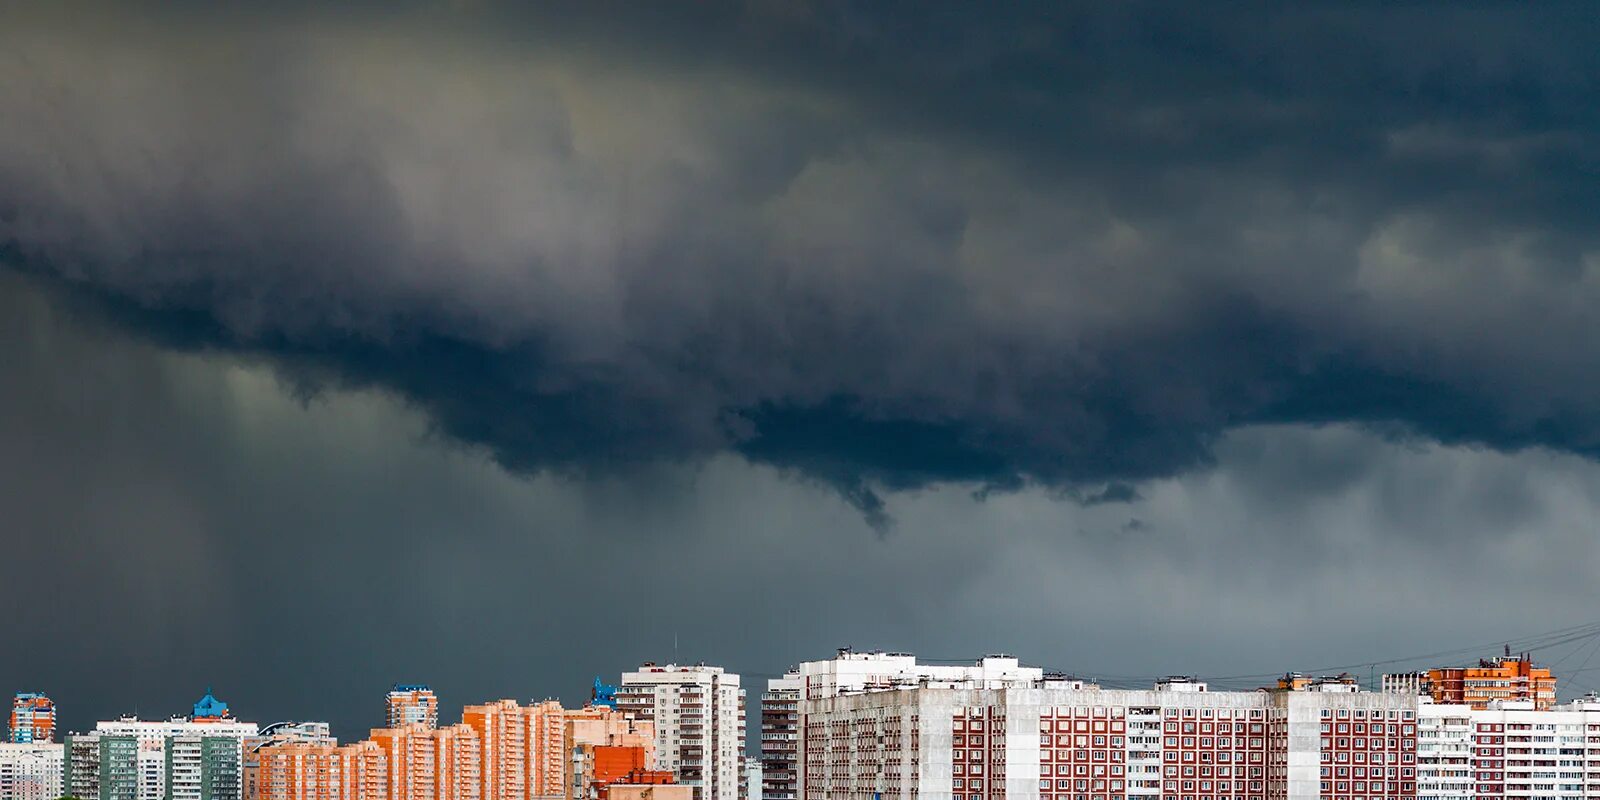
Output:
10,264,1600,738
8,270,1600,739
6,1,1600,521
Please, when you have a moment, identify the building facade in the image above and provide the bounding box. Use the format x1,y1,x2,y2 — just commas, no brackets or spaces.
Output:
0,743,62,800
63,691,258,800
97,720,258,800
791,650,1600,800
566,708,653,755
792,652,1458,800
1412,697,1600,800
526,701,567,800
239,699,575,800
1386,654,1558,711
63,734,140,800
367,722,482,800
462,702,528,800
567,705,658,800
743,763,760,800
166,736,248,800
137,745,165,800
799,680,1424,800
605,785,691,800
799,652,1045,702
570,746,647,800
243,740,385,800
388,689,441,731
760,673,799,800
617,665,745,800
8,695,55,745
66,726,256,800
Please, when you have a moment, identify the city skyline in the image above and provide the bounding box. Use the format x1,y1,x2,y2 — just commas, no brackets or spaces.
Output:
11,646,1600,800
15,628,1600,747
7,4,1600,795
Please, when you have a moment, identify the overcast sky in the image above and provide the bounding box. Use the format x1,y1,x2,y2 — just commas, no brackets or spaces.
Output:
5,2,1600,741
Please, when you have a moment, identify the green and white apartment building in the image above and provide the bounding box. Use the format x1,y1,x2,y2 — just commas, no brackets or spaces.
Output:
62,692,257,800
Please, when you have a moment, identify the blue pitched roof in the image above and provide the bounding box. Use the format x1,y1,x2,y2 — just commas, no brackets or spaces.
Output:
192,688,229,718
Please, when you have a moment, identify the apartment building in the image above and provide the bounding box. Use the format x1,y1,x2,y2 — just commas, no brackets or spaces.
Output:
388,688,441,731
368,722,482,800
566,707,654,755
65,733,139,800
243,739,388,800
240,699,573,800
65,691,259,800
760,673,800,800
526,701,567,800
8,695,54,745
744,763,761,800
567,705,658,800
1412,696,1600,799
606,787,691,800
1385,652,1558,710
136,744,164,800
462,701,529,800
1413,704,1472,800
795,651,1449,800
0,742,62,800
66,729,253,800
799,652,1045,701
617,665,744,800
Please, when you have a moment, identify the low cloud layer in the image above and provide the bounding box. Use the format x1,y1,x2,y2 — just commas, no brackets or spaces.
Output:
4,270,1600,740
6,4,1600,521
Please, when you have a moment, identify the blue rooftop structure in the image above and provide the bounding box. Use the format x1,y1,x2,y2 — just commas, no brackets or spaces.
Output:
192,687,230,719
591,676,618,708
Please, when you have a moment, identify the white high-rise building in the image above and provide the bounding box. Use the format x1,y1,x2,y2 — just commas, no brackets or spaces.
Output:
1413,696,1600,800
798,651,1045,701
799,679,1426,800
796,651,1503,800
93,716,258,800
796,655,1600,800
93,716,259,748
1414,703,1473,800
67,719,257,800
0,743,63,800
745,762,763,800
135,745,164,800
618,664,745,800
65,691,258,800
